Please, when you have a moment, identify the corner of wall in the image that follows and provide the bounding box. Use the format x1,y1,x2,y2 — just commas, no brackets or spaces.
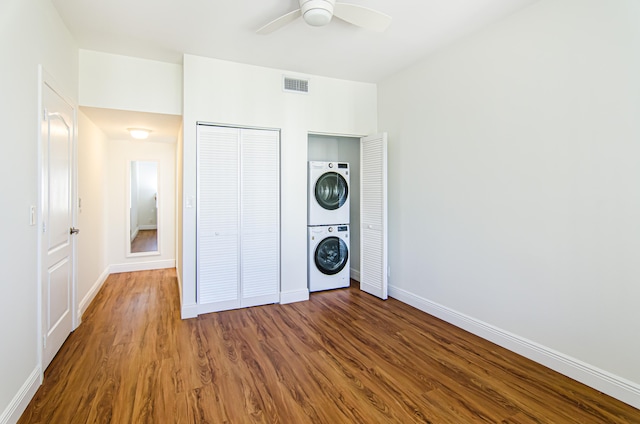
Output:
181,303,198,319
78,266,110,319
0,367,41,424
280,289,310,305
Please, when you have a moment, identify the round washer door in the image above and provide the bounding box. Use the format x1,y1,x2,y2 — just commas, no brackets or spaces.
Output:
314,236,349,275
315,172,348,210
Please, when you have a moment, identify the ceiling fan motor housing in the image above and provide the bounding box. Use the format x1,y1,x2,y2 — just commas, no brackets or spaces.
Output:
300,0,336,26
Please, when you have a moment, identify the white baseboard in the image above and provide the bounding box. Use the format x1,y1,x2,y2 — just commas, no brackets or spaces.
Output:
350,268,360,282
139,224,157,230
181,303,198,319
78,266,110,319
110,259,175,274
280,288,309,304
389,285,640,410
0,367,40,424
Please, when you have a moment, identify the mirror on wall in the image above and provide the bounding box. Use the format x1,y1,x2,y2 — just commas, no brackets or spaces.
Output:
128,161,159,256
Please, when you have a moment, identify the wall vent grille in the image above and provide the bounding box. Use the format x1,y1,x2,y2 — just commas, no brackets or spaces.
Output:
283,76,309,94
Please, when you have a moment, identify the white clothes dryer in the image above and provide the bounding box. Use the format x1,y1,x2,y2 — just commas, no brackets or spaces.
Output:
308,161,350,226
308,225,350,292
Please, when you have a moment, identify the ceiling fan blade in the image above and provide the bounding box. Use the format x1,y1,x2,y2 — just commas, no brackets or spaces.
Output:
333,2,391,32
256,9,302,35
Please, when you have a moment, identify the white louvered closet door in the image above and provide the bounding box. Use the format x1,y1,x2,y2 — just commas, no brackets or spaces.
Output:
240,129,280,307
197,124,280,313
197,125,241,310
360,133,388,299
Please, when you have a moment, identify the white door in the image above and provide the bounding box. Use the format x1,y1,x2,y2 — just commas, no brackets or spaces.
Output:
197,124,280,313
41,80,76,369
360,133,388,299
240,128,280,307
197,125,241,311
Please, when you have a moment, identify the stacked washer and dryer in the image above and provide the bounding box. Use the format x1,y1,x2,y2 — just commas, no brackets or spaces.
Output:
308,161,351,292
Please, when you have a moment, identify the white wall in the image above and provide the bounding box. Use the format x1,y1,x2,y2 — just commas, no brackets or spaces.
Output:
181,54,377,316
0,0,78,421
378,0,640,407
77,111,109,318
79,50,182,115
107,139,176,272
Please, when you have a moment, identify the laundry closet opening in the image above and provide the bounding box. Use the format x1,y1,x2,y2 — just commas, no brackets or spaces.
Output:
307,133,361,282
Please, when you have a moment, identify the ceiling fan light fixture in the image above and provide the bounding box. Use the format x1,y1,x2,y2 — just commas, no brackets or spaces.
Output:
128,128,151,140
303,8,332,26
256,0,390,35
301,0,334,27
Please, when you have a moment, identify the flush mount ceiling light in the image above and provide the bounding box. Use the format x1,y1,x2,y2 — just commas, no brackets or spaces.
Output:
128,128,151,140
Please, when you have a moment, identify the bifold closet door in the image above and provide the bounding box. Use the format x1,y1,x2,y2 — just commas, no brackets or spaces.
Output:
360,133,388,300
197,124,280,313
240,129,280,307
197,125,241,311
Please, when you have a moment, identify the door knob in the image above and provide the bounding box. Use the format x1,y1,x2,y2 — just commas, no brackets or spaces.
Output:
70,227,80,235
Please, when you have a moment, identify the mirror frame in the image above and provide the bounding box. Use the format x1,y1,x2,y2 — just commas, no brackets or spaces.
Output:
126,160,161,257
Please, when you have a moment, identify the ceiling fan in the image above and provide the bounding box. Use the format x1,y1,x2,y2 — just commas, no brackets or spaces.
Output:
257,0,392,35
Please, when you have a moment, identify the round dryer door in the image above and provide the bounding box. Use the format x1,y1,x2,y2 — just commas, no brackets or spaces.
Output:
314,236,349,275
315,172,348,210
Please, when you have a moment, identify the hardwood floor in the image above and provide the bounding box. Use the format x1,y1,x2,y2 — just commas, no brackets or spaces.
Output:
19,269,640,423
131,230,158,253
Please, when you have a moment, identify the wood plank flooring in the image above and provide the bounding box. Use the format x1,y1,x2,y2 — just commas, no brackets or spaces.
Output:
19,269,640,423
131,230,158,253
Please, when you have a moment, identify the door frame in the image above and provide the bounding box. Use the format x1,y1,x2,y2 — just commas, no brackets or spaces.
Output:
37,65,79,377
306,131,388,298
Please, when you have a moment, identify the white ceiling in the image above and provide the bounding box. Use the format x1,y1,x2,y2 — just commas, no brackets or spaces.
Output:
80,107,182,143
53,0,538,83
56,0,538,140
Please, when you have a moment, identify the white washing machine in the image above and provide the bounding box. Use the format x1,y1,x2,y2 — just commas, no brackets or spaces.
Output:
308,225,350,292
308,161,350,226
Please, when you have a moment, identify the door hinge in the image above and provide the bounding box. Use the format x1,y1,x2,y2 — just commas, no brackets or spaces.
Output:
43,335,47,348
42,222,46,233
43,107,48,121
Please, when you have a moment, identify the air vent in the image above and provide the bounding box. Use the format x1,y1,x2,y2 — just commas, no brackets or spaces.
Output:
283,76,309,94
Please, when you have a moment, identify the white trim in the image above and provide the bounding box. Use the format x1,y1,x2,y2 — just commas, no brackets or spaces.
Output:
78,266,110,319
36,64,44,392
389,285,640,410
198,300,242,315
138,224,157,230
109,259,175,274
181,303,198,319
196,121,281,132
0,367,40,424
280,289,310,304
350,268,360,282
